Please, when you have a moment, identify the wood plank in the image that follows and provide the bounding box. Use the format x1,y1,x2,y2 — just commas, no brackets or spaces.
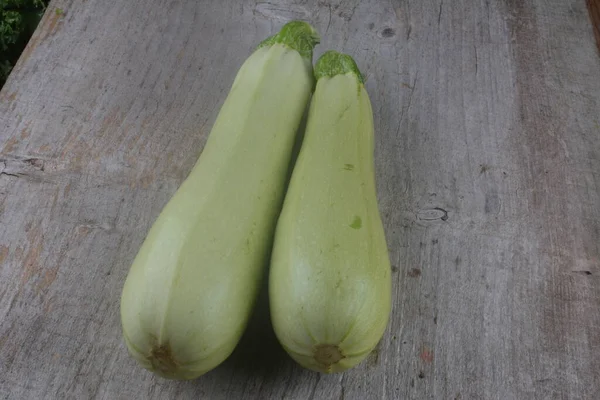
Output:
1,0,599,399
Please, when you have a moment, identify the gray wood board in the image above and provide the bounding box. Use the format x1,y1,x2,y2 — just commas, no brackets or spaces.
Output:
1,0,599,399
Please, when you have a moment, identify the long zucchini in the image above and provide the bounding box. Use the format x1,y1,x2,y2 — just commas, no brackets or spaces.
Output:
120,22,319,380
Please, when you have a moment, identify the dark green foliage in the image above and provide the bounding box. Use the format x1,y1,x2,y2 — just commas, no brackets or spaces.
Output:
1,0,49,87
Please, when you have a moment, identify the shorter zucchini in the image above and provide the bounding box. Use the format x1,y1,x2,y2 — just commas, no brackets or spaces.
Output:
269,51,392,373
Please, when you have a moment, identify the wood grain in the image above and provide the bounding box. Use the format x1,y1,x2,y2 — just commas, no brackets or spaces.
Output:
1,0,600,399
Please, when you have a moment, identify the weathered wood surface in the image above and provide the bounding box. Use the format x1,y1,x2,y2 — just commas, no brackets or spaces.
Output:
1,0,599,398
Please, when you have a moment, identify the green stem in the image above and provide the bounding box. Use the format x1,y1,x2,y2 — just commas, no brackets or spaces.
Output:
314,50,364,84
258,21,320,61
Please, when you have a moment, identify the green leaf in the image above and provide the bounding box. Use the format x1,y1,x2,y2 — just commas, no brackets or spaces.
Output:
0,0,49,87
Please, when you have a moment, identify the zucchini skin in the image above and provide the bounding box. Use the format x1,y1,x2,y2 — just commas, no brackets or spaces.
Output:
120,22,319,380
270,51,392,373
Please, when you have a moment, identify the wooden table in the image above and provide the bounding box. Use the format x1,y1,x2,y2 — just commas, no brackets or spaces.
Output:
1,0,599,398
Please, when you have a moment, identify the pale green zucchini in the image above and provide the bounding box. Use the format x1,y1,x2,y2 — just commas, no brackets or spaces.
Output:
269,51,391,373
120,22,319,380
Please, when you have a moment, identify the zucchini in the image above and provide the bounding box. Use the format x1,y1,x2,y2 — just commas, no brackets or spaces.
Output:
120,21,319,380
269,51,391,373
